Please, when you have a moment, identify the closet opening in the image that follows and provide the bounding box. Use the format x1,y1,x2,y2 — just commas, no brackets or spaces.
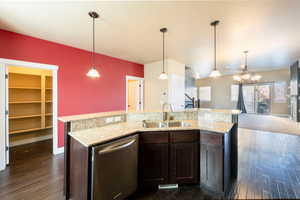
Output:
7,65,54,164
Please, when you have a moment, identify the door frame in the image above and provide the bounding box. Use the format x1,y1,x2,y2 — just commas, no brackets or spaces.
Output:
0,58,59,171
125,75,144,112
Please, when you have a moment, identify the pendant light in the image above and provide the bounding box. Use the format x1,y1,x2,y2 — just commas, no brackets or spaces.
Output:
209,20,221,78
159,28,168,80
86,11,100,78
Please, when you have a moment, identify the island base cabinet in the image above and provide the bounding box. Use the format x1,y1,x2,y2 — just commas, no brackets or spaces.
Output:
139,143,169,187
200,143,223,193
170,143,199,184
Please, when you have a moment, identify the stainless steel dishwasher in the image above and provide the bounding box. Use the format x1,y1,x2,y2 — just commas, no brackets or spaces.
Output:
91,135,138,200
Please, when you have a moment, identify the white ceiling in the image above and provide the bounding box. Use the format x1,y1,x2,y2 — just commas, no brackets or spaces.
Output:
0,0,299,78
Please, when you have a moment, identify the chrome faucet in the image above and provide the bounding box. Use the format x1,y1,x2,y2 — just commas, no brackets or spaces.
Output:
162,103,173,121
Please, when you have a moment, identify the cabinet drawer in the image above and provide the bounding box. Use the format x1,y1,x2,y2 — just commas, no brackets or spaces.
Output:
200,132,223,145
170,131,199,143
140,131,169,144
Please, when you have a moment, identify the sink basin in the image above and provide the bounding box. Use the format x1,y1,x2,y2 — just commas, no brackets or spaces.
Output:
142,121,191,128
142,121,167,128
168,121,189,128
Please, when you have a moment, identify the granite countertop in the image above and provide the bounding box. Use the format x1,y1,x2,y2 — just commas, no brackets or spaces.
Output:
69,120,234,147
59,110,126,122
59,109,241,122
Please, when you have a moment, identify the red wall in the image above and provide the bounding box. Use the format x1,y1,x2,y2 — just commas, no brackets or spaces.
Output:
0,29,144,147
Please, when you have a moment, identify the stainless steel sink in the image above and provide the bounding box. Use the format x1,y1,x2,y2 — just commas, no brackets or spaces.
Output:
142,121,167,128
168,121,189,128
142,121,191,128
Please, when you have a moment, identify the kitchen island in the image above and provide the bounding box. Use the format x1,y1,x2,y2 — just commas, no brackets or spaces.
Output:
60,109,239,200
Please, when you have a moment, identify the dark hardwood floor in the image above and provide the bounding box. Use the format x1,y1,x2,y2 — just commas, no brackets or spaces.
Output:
1,128,300,200
0,140,64,200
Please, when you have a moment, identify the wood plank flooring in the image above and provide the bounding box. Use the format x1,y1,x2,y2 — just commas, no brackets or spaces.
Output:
0,128,300,200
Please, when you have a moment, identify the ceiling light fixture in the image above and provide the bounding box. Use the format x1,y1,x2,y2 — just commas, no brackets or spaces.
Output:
159,28,168,80
209,20,221,78
233,51,262,83
86,11,100,78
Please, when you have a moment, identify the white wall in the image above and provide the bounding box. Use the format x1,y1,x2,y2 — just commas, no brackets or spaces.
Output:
196,68,290,115
144,59,185,111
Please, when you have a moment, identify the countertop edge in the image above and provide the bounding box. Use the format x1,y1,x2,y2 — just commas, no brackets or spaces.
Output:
68,122,234,147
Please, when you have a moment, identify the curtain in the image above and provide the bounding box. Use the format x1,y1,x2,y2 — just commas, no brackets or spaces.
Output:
237,84,247,113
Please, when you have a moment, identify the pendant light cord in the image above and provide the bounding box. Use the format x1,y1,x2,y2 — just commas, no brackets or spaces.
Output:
92,17,95,69
214,24,216,71
163,31,165,73
245,51,248,71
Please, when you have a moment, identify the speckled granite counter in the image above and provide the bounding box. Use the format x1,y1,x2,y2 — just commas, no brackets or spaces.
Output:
69,120,234,147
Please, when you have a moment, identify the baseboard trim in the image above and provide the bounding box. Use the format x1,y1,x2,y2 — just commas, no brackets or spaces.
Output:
53,146,64,155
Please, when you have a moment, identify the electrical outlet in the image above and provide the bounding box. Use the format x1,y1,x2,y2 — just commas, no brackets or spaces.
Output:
105,117,114,123
114,116,121,122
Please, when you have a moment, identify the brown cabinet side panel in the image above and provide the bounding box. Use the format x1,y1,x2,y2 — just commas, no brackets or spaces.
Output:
69,137,89,200
200,144,207,185
230,123,238,180
206,145,223,192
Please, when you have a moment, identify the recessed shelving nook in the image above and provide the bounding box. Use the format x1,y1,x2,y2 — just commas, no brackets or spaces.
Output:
8,66,53,146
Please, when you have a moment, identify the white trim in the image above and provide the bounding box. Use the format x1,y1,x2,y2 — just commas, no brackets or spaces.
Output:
5,67,9,165
126,75,144,112
0,64,6,171
0,58,58,71
54,147,64,155
52,68,59,155
0,58,59,172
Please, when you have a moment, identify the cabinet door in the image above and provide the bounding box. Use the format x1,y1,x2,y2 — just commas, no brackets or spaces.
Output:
200,144,223,192
139,143,169,187
170,142,199,184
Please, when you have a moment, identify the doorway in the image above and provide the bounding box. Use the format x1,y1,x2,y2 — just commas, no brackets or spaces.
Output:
126,76,144,112
243,83,272,114
0,59,58,171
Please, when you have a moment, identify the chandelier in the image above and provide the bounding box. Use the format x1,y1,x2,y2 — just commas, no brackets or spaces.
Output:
233,51,261,83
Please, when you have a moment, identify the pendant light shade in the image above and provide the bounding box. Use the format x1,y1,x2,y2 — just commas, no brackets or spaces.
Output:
86,67,100,78
159,28,168,80
86,11,101,78
210,69,221,78
209,20,221,78
159,72,168,80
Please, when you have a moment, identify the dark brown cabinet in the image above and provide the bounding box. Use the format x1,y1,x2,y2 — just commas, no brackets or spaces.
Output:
139,143,169,186
139,130,199,187
170,142,199,184
139,131,169,187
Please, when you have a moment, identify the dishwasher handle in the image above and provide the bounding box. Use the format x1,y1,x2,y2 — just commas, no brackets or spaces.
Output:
98,139,136,155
